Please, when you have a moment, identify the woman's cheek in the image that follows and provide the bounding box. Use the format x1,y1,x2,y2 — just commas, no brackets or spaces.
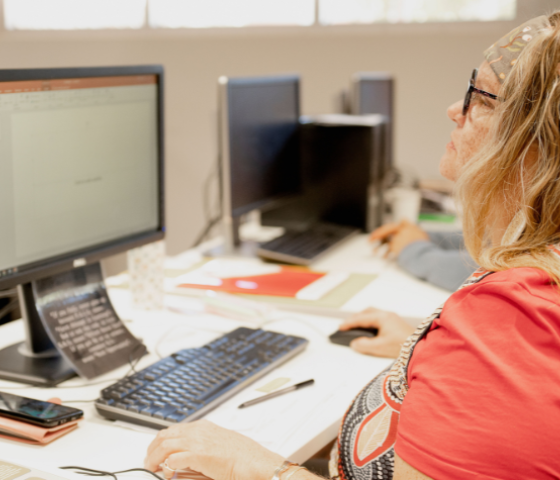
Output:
440,150,459,181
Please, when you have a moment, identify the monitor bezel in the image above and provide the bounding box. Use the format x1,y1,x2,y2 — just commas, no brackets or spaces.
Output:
0,65,165,290
219,74,301,220
351,72,394,116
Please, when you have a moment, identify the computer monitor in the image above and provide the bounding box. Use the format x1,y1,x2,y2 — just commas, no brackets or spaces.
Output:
0,65,164,385
261,114,388,233
218,75,300,251
351,73,394,173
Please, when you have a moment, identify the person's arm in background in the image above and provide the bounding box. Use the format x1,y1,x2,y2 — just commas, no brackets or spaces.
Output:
370,221,477,292
398,234,476,291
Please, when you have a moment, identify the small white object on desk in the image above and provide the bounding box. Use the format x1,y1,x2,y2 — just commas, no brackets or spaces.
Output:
295,272,350,301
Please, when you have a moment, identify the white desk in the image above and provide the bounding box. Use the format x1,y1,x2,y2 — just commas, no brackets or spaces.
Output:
0,235,450,477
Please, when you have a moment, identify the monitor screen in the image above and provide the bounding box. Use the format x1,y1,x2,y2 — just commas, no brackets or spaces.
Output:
353,73,394,169
0,67,163,288
354,74,393,118
222,76,300,217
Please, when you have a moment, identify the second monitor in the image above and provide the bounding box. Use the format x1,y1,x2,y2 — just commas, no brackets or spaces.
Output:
218,75,301,253
219,74,388,265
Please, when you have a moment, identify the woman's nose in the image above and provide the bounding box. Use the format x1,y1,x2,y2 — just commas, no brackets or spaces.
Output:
447,99,465,126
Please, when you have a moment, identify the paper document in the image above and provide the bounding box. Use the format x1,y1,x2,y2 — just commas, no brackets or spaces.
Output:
0,460,69,480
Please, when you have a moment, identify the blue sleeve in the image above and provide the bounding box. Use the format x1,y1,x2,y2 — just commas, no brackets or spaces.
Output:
398,240,477,291
427,231,465,250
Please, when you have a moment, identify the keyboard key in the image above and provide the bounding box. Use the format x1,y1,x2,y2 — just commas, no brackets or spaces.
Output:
139,406,160,417
153,407,177,420
166,412,187,423
107,390,128,400
198,378,237,402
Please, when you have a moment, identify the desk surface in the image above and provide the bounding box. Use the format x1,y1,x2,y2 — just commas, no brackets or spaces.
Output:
0,235,450,477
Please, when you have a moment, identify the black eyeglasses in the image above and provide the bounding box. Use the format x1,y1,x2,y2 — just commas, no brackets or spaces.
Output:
462,68,502,116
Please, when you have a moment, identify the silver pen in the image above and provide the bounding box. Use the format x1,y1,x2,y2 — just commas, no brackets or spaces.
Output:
238,379,315,409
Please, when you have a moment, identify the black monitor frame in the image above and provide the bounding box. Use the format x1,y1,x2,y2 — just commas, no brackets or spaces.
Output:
351,72,394,174
0,65,165,291
218,74,300,251
0,65,165,386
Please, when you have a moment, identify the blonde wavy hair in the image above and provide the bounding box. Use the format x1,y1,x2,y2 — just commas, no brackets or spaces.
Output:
456,11,560,284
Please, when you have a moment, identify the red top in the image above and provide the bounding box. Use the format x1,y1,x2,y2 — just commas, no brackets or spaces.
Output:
395,267,560,479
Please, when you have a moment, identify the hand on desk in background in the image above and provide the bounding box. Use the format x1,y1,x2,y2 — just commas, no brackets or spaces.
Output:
340,308,415,358
369,220,429,258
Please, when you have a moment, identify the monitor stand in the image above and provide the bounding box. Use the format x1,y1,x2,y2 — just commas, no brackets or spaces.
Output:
0,284,76,387
204,216,260,259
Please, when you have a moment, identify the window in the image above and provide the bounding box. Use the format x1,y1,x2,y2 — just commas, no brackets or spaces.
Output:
148,0,315,29
3,0,147,30
319,0,517,25
2,0,516,31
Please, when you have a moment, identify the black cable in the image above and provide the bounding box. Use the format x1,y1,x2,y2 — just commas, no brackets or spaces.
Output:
61,399,97,404
60,467,117,480
190,216,221,249
203,160,219,222
124,342,148,377
0,288,17,299
60,466,162,480
0,342,147,400
0,298,17,320
0,377,122,391
192,148,222,250
56,342,147,404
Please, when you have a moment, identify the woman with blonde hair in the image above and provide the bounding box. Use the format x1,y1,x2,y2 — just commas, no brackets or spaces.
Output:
144,12,560,480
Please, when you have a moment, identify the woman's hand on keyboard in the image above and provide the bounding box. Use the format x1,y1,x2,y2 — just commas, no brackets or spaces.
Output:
144,419,286,480
369,220,430,258
339,307,415,358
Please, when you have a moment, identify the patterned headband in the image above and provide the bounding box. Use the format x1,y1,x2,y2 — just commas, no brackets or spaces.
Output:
484,15,552,83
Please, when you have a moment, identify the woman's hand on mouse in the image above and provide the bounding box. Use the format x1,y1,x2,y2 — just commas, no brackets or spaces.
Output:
339,308,415,358
144,419,286,480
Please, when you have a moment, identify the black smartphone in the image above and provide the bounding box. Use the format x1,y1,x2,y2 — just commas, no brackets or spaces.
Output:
0,391,83,428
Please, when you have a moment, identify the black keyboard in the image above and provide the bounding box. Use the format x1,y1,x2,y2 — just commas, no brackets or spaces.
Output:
95,327,308,429
258,223,359,265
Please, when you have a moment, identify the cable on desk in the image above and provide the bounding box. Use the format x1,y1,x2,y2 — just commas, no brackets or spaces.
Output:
60,466,163,480
261,316,333,339
61,398,98,404
154,324,203,359
0,342,146,393
124,342,149,376
0,377,120,391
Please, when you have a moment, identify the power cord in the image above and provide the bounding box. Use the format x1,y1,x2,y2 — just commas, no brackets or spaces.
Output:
60,466,162,480
261,315,333,339
191,154,222,249
190,216,221,249
0,342,148,407
0,288,17,299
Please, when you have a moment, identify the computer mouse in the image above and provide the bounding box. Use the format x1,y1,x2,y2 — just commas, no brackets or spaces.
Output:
329,327,379,347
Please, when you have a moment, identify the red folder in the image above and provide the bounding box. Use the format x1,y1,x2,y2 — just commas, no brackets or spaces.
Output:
178,267,324,297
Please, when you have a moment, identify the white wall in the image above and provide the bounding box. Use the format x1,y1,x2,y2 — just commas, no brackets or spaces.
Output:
0,0,556,273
